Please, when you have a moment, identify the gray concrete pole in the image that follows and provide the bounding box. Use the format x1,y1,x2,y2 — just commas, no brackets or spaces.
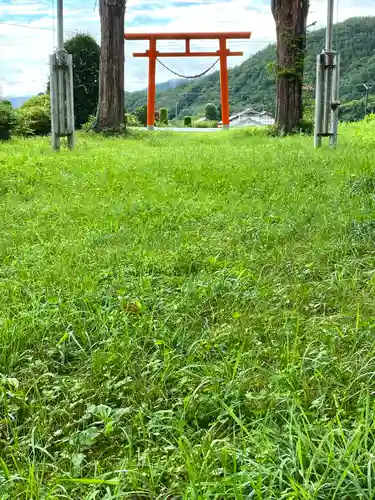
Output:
57,0,64,51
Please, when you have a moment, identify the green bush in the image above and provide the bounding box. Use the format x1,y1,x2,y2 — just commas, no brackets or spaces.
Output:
159,108,168,126
16,94,51,136
16,107,51,136
135,105,147,126
125,113,141,127
0,101,17,140
194,120,218,129
83,114,132,136
81,114,96,132
298,119,314,135
184,116,192,127
266,119,314,137
205,103,218,121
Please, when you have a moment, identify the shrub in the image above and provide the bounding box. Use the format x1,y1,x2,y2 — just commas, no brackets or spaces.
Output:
125,113,141,127
266,124,279,137
184,116,192,127
298,119,314,135
21,93,50,111
82,114,96,132
16,107,51,136
0,101,17,140
266,119,314,137
16,94,51,136
159,108,168,125
205,103,218,121
135,105,147,126
194,120,218,129
83,114,132,136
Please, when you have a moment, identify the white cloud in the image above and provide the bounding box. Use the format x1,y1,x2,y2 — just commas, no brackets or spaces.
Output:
0,0,374,98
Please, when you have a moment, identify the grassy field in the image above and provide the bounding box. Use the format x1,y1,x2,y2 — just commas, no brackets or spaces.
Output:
1,123,375,499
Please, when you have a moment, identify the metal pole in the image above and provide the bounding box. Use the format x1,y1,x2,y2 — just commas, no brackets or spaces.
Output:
330,53,340,147
314,0,340,148
49,0,75,151
363,84,369,117
322,0,335,137
314,54,324,148
49,54,60,152
323,57,333,135
57,0,64,50
325,0,334,52
66,54,75,149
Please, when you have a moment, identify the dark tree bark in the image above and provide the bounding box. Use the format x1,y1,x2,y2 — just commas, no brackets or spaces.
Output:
96,0,126,131
271,0,309,134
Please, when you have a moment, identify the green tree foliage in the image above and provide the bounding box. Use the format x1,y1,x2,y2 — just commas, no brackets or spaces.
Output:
205,103,218,121
125,17,375,123
16,94,51,136
125,113,141,127
135,105,147,126
184,116,192,127
0,100,17,140
159,108,168,125
64,33,100,128
340,96,375,122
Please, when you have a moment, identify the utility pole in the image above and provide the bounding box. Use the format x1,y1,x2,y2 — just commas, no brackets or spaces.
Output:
49,0,75,151
314,0,340,148
363,83,369,117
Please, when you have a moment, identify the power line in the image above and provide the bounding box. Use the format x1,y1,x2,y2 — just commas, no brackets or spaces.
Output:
0,21,53,31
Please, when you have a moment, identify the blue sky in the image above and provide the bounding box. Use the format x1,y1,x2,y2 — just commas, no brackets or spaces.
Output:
0,0,374,97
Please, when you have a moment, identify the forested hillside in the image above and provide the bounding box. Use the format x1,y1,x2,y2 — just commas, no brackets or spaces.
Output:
125,17,375,121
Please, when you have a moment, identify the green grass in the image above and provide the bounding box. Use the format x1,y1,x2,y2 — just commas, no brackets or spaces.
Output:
1,123,375,499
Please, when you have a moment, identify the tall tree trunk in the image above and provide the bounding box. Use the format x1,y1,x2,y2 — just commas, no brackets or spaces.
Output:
96,0,126,131
271,0,309,134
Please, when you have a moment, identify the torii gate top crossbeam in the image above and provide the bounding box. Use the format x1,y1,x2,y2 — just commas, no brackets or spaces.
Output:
124,32,251,41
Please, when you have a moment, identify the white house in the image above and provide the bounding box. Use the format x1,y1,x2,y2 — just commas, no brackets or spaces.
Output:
219,108,275,128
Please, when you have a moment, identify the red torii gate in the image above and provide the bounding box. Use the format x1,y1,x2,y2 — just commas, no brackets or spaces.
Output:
124,31,252,129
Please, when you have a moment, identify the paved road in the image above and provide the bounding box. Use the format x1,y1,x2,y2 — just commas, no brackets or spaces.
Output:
136,127,222,133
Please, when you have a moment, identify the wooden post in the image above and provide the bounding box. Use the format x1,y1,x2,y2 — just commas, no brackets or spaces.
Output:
147,38,157,130
219,37,230,129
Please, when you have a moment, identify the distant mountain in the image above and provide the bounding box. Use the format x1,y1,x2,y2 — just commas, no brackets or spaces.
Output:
155,78,184,91
6,96,32,108
125,16,375,122
125,78,185,111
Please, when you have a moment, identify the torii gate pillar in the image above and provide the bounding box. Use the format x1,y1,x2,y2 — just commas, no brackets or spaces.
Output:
125,32,252,130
